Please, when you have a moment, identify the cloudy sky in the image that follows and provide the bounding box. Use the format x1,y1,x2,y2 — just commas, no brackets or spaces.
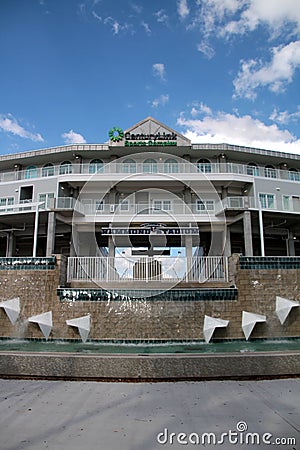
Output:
1,0,300,154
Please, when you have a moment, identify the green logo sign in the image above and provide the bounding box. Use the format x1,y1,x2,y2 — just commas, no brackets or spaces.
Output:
109,127,124,142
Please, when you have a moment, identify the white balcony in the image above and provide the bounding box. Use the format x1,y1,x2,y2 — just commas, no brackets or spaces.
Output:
1,161,300,183
67,256,228,284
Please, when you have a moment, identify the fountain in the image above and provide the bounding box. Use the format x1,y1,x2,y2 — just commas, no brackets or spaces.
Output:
276,296,299,325
203,315,229,343
0,298,20,325
242,311,266,341
66,315,91,343
28,311,53,340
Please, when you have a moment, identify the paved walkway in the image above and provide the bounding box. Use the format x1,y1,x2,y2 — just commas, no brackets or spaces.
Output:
0,379,299,450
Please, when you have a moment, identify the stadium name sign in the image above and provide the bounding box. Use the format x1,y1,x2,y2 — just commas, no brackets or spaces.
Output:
109,127,177,147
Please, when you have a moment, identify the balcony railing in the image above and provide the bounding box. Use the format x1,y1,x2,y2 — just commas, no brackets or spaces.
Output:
1,161,300,183
67,256,228,283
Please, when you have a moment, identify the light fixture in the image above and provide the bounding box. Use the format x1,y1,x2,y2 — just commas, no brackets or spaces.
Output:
73,154,81,159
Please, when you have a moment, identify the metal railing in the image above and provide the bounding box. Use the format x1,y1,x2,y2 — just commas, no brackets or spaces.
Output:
67,256,228,283
1,161,300,182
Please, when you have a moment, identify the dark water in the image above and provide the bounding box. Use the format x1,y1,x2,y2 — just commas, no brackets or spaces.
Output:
0,338,299,354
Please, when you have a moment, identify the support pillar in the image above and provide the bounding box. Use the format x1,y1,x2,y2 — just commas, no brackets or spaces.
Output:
287,232,296,256
224,225,231,257
46,212,56,257
243,211,253,256
33,205,39,257
185,235,193,281
6,232,15,257
258,208,265,256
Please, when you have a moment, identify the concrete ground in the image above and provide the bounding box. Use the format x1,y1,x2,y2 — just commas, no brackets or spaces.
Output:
0,379,299,450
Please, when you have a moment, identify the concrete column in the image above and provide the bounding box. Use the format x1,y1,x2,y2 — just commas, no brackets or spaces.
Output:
287,233,296,256
46,212,56,257
243,211,253,256
185,235,193,281
108,236,115,258
224,225,231,257
6,232,15,257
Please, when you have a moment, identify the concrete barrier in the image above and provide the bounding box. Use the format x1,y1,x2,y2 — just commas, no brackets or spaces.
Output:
0,351,299,381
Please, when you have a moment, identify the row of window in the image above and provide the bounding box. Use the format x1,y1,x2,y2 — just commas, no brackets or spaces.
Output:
23,158,300,179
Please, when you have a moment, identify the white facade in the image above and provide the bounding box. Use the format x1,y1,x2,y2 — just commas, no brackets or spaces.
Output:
0,117,300,284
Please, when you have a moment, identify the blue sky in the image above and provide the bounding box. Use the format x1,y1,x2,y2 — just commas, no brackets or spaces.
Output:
1,0,300,154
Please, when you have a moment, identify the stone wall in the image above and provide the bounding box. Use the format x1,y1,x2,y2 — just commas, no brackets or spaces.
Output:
0,254,299,341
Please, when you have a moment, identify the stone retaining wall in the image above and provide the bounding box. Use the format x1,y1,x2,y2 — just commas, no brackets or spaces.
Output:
0,254,299,341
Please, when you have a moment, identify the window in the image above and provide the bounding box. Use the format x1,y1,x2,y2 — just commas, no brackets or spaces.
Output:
283,195,291,211
0,197,14,211
288,169,300,181
264,165,276,178
247,163,259,176
95,200,104,212
59,161,72,175
196,200,215,212
197,159,212,173
259,193,275,209
164,158,178,173
89,159,103,174
153,200,172,211
143,158,157,173
122,159,136,173
42,163,54,177
38,193,54,209
25,165,38,179
119,199,129,211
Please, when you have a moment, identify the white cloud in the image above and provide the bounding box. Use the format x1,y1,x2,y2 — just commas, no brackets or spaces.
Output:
222,0,300,37
197,41,215,59
192,0,300,38
233,41,300,99
62,130,86,144
0,114,44,142
141,21,151,35
270,107,300,125
153,63,166,81
177,107,300,154
151,94,169,108
154,9,168,24
178,0,189,19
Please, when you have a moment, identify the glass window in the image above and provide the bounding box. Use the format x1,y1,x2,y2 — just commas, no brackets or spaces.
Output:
288,169,300,181
0,197,14,211
153,200,171,211
259,193,275,209
283,195,290,211
89,159,103,174
143,158,157,173
120,200,129,211
122,159,136,173
197,159,212,173
59,161,72,175
95,200,104,211
196,200,215,211
164,158,178,173
25,165,38,179
38,193,54,209
264,165,276,178
247,163,259,176
42,163,54,177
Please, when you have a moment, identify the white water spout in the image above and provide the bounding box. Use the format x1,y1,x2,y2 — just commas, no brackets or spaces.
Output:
242,311,266,340
28,311,52,340
66,315,91,343
276,296,299,325
0,297,20,325
203,315,229,343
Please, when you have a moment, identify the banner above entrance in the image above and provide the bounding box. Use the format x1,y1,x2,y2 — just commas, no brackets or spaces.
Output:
108,116,191,147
